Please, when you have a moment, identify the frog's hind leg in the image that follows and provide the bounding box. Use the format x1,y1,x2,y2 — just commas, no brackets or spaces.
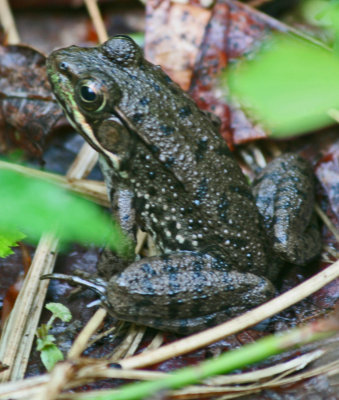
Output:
105,252,276,333
252,153,321,265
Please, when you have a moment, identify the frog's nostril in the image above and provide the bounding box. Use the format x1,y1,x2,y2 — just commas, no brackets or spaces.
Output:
59,61,69,71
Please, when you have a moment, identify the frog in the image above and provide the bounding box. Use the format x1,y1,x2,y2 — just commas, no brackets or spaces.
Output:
45,35,321,334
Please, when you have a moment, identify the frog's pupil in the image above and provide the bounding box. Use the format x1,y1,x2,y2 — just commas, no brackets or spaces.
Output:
81,85,96,102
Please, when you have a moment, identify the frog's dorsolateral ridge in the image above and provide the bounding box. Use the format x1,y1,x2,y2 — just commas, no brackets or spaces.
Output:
46,35,321,333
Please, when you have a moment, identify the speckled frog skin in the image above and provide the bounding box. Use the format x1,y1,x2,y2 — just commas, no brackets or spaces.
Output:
47,36,321,334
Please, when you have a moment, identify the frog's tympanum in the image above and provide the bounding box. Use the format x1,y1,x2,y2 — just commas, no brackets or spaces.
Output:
46,36,321,334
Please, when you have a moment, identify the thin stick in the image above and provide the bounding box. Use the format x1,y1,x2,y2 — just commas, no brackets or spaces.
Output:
0,234,59,382
123,326,146,359
84,0,109,43
0,0,20,43
68,308,107,359
66,141,98,180
316,204,339,243
120,259,339,369
110,324,140,362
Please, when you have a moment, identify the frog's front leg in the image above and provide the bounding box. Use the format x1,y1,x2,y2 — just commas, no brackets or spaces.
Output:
253,153,321,265
105,252,276,334
97,157,137,278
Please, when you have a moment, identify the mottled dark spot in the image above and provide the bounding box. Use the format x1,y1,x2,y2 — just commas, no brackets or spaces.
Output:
136,299,154,308
134,196,146,211
139,96,150,106
141,277,155,295
141,263,157,276
168,301,179,318
163,74,172,83
148,171,156,180
179,106,192,118
193,260,204,279
196,137,208,161
160,125,175,136
132,112,143,123
228,237,249,248
205,314,218,327
149,144,159,153
173,239,188,251
163,262,178,274
218,194,229,222
229,185,253,200
193,259,204,272
212,257,229,271
168,272,180,293
164,157,175,169
196,178,208,200
169,86,179,95
167,221,178,234
148,186,157,196
152,83,160,92
190,297,204,317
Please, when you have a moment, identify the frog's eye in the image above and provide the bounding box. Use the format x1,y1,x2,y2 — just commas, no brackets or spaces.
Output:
76,79,106,112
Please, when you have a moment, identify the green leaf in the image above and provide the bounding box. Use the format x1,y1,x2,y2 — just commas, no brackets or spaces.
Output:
36,303,72,371
46,303,72,323
36,334,56,351
0,168,134,258
40,344,64,371
227,35,339,137
0,228,25,258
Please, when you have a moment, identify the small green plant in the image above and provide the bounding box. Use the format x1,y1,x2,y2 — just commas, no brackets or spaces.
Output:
36,302,72,371
0,228,25,258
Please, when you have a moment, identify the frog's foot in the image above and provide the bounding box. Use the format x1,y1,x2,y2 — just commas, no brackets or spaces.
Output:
253,153,321,265
105,252,276,334
41,273,108,305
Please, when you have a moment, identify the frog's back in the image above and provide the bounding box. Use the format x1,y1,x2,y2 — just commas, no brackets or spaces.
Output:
120,89,271,279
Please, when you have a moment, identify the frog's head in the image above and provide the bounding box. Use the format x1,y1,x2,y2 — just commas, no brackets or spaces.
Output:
46,35,148,169
47,36,202,174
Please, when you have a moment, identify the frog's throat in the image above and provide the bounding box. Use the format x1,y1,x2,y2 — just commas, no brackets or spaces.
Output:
66,109,122,171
